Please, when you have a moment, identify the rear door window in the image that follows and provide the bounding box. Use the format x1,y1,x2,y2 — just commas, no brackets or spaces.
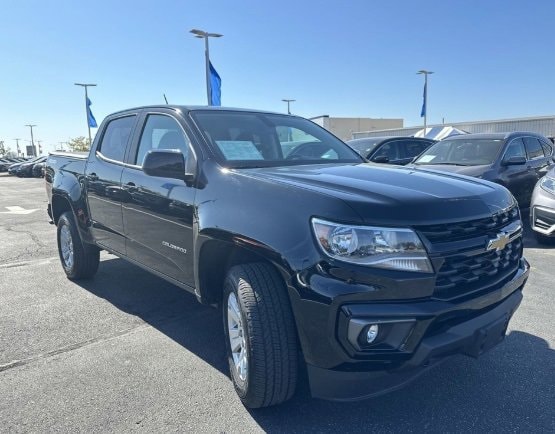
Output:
523,137,544,160
540,140,553,157
97,116,136,162
503,138,526,161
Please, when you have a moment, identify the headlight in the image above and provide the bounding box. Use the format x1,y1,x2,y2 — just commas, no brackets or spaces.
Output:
311,218,433,273
540,176,555,195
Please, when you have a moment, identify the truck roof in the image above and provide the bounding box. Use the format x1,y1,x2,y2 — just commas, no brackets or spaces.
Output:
110,105,288,117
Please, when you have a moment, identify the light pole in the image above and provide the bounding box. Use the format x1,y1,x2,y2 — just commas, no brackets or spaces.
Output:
25,124,37,156
74,83,97,145
282,99,295,115
13,138,21,156
190,29,223,105
417,70,433,136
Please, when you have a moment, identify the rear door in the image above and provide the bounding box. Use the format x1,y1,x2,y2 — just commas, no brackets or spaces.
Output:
85,114,138,255
120,110,196,286
499,138,536,206
523,136,550,185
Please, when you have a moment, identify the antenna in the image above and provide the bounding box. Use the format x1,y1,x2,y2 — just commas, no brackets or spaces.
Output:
163,94,169,104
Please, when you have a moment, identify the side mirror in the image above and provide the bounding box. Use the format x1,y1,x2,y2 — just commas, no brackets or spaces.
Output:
143,149,190,180
502,156,526,166
372,155,389,164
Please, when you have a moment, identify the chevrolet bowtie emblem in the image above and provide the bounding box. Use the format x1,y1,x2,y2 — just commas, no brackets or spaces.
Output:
486,232,511,252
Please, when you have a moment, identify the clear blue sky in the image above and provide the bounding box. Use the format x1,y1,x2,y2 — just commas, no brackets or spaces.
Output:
1,0,554,154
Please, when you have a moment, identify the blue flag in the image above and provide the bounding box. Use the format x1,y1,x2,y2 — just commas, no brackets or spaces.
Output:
209,61,221,106
420,81,427,118
87,97,98,128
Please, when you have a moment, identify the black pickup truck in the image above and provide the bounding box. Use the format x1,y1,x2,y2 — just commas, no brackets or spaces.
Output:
46,106,529,408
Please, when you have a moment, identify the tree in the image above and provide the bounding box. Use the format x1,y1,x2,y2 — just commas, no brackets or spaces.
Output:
67,136,91,152
0,141,11,157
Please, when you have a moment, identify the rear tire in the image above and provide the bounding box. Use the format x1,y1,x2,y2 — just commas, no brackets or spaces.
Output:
223,262,298,408
57,212,99,280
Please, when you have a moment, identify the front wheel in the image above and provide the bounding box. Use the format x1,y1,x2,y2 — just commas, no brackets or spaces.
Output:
57,212,99,280
223,263,298,408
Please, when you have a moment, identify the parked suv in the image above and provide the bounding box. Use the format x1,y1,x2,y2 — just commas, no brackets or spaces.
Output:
411,132,554,207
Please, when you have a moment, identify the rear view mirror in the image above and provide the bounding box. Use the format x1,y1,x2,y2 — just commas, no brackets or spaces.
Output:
372,155,389,164
502,156,526,166
143,149,187,180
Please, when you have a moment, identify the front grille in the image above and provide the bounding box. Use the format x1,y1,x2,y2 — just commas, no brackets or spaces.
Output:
434,237,522,301
416,206,520,243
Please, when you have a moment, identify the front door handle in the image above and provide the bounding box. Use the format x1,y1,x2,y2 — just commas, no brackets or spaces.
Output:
125,182,138,193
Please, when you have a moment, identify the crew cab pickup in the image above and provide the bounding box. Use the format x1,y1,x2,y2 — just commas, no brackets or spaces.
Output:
45,106,529,408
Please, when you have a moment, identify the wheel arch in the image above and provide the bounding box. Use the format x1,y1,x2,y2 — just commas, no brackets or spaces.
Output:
195,232,293,306
51,194,74,225
51,193,94,244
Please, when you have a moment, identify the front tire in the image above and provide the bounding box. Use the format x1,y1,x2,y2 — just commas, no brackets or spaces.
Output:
57,212,99,280
223,263,298,408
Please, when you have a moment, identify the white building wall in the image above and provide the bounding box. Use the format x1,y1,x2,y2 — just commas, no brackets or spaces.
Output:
311,116,403,141
352,115,555,140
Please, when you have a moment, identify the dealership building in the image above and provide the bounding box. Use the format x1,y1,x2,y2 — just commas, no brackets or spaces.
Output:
309,115,403,141
351,115,555,141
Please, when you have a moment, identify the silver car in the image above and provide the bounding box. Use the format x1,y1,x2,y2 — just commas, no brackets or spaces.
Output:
530,166,555,244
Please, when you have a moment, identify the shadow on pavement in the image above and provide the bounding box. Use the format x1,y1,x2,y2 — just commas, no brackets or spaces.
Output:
75,257,228,376
74,257,553,432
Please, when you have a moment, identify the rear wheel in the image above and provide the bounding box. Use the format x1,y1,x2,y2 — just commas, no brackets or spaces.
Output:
223,263,298,408
57,212,99,280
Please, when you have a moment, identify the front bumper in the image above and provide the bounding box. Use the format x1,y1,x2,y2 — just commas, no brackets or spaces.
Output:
530,185,555,236
308,288,522,401
290,257,529,401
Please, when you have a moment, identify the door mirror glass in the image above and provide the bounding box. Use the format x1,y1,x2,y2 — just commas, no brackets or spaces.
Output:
502,156,527,166
143,150,186,180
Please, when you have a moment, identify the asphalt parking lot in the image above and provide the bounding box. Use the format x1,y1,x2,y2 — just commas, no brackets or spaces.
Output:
0,173,553,433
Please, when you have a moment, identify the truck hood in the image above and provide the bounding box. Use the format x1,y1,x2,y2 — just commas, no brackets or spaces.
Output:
245,163,514,226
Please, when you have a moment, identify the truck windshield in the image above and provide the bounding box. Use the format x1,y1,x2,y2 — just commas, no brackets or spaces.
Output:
191,111,362,168
414,138,504,166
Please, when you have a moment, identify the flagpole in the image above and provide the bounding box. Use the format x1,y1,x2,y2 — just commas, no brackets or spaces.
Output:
74,83,97,146
190,29,223,106
424,73,427,134
417,70,433,137
205,35,211,105
85,86,91,145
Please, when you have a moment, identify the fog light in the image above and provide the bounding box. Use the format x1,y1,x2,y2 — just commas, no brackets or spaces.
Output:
366,324,379,343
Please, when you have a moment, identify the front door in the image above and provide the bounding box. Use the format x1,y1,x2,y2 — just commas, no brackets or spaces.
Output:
85,114,137,255
121,112,196,286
